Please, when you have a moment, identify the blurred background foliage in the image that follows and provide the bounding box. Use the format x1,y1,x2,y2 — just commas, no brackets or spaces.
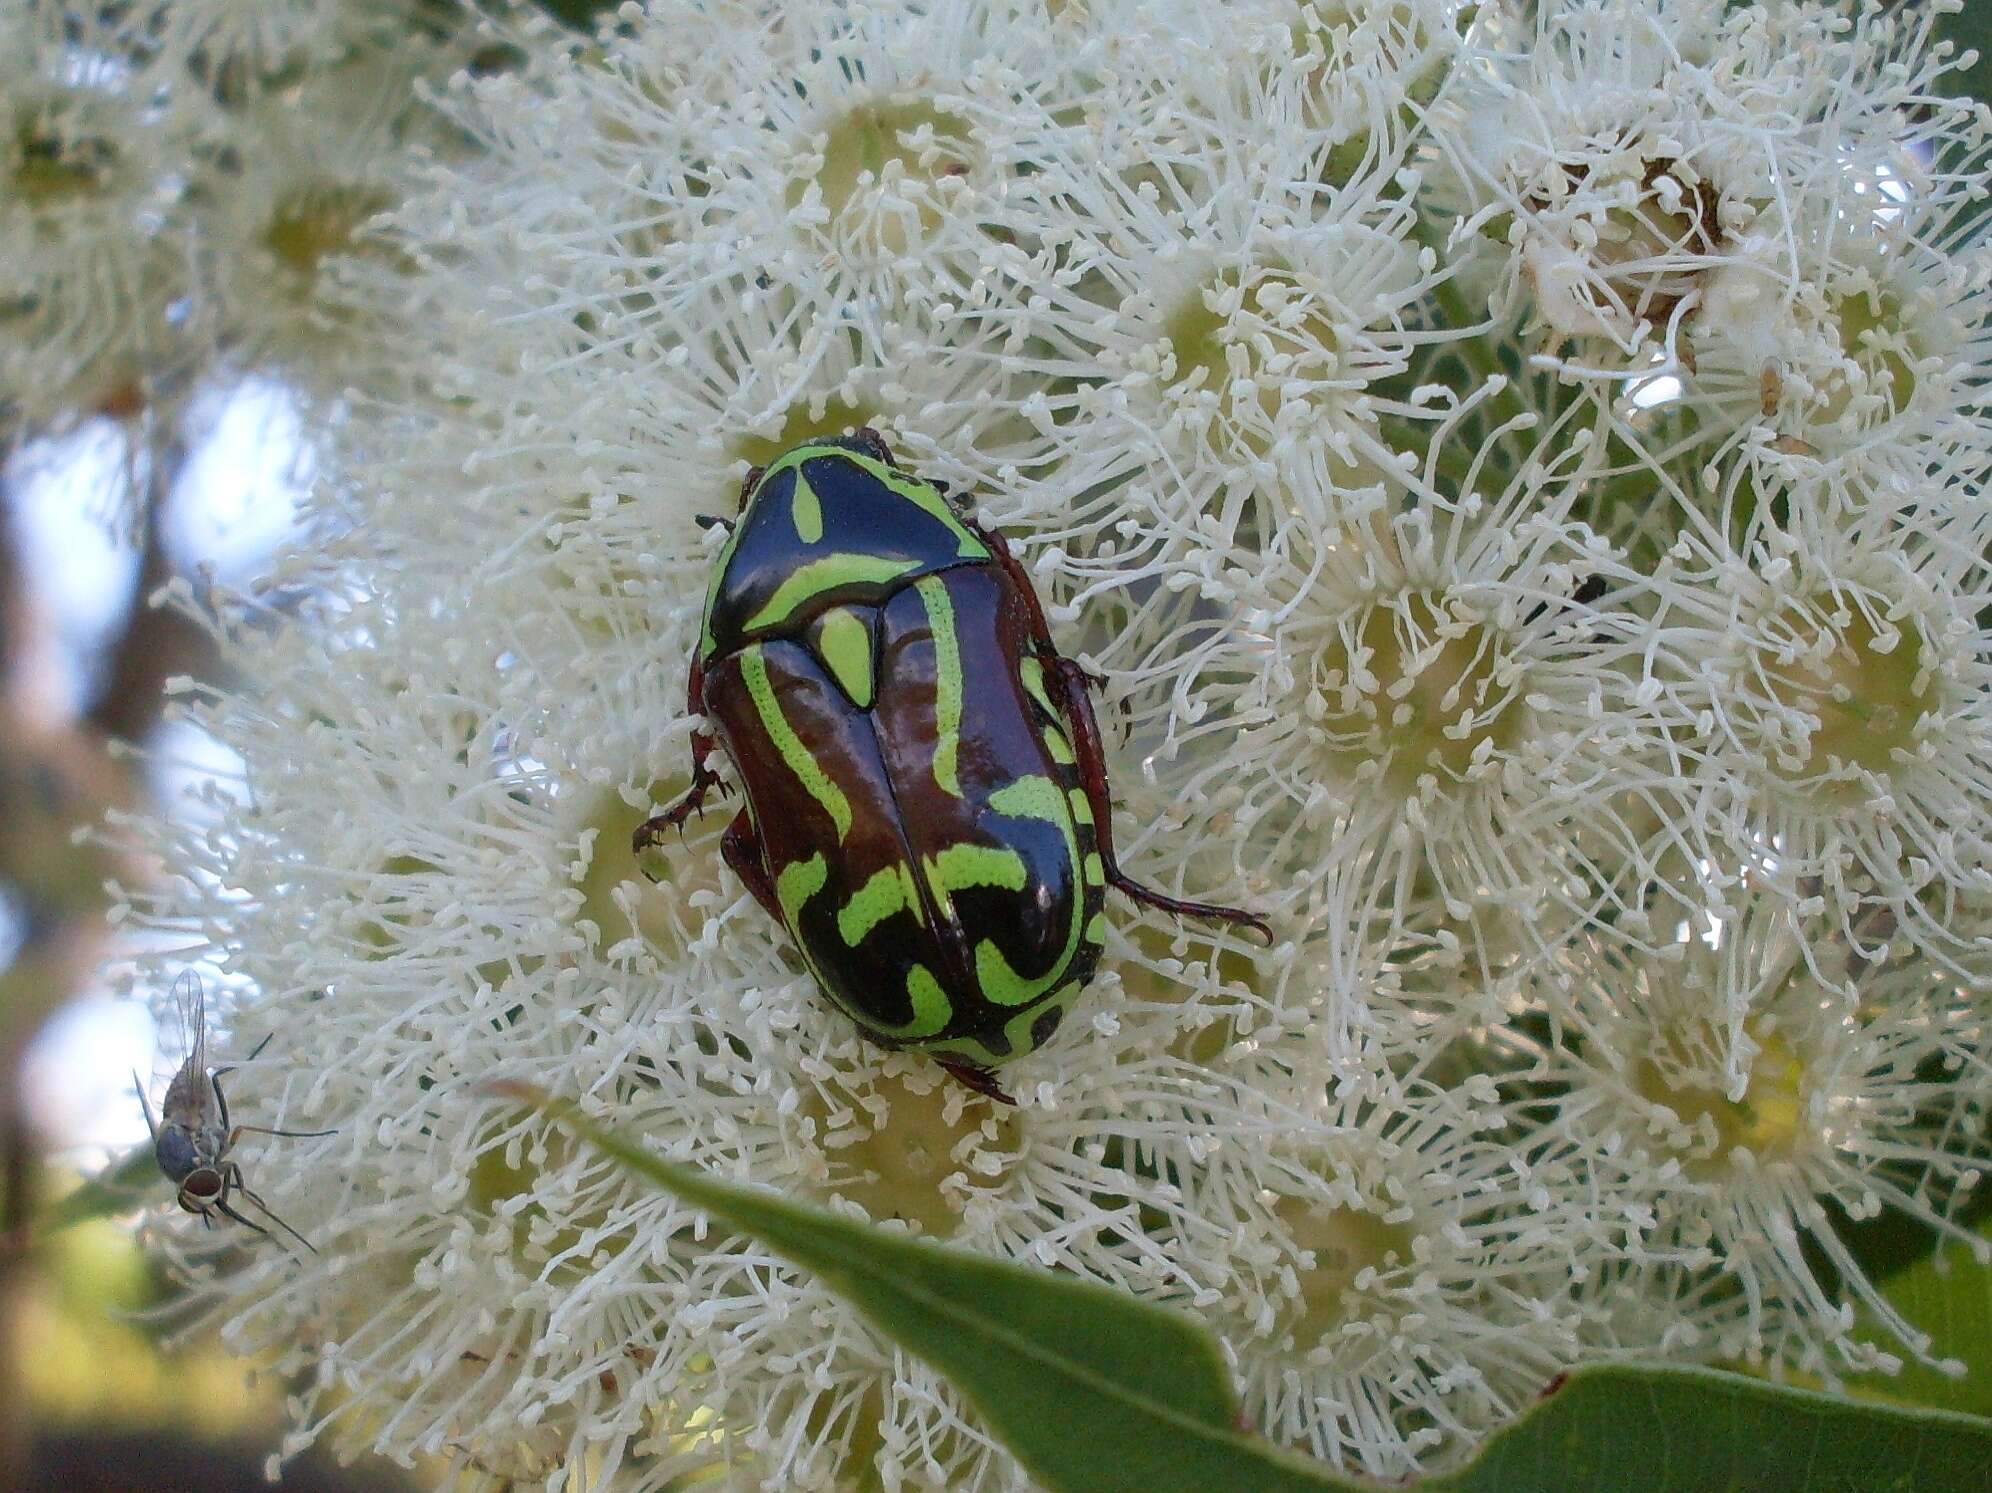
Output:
0,3,616,1484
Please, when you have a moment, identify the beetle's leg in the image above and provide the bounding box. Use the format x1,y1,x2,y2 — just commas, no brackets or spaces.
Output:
969,520,1272,943
633,661,730,860
720,809,785,925
735,464,765,510
935,1058,1018,1107
1045,656,1272,943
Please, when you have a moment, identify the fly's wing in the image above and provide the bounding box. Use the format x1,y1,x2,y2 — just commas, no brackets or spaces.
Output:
173,970,207,1076
160,972,219,1136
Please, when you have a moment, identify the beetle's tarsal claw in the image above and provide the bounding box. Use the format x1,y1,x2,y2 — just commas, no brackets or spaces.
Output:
693,512,736,533
937,1058,1018,1106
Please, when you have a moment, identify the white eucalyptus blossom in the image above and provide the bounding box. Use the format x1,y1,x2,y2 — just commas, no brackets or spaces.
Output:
1522,896,1992,1380
1628,471,1992,975
0,6,193,426
74,1,1992,1488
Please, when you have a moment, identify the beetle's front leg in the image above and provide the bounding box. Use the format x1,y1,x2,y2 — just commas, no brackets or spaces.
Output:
935,1058,1017,1107
719,809,785,925
633,661,729,859
631,730,727,856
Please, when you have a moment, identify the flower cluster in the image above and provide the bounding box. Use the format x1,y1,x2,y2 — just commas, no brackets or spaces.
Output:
0,0,469,448
79,1,1992,1488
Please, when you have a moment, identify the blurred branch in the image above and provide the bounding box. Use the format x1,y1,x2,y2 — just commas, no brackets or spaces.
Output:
85,441,214,746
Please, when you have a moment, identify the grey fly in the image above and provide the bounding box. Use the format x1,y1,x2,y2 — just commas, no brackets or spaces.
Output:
134,973,331,1252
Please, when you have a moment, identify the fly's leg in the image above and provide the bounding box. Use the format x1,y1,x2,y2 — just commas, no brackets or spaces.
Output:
969,519,1272,945
935,1058,1018,1107
633,660,730,863
720,810,784,925
231,1123,338,1142
133,1072,159,1143
222,1162,318,1253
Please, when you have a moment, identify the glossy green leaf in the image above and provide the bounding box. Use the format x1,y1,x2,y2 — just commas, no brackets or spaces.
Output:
1852,1218,1992,1419
510,1085,1992,1493
491,1085,1341,1493
1438,1364,1992,1493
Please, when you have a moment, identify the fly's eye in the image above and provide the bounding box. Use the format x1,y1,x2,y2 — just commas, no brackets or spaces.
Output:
180,1169,223,1203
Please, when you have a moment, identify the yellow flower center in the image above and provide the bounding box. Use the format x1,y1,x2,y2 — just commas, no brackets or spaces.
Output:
1813,285,1919,425
11,121,117,206
1313,590,1524,795
262,181,396,289
580,786,728,956
732,398,882,472
1633,1023,1810,1178
1275,1195,1415,1341
1162,264,1343,454
811,1071,1017,1239
1752,598,1931,793
792,99,977,256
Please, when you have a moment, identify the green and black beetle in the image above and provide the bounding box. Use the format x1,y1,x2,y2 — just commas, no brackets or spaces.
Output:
636,429,1269,1102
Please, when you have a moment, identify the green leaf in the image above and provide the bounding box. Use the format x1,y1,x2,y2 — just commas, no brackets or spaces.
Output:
508,1085,1992,1493
1439,1364,1992,1493
1938,4,1992,114
492,1084,1340,1493
1851,1218,1992,1419
37,1146,156,1235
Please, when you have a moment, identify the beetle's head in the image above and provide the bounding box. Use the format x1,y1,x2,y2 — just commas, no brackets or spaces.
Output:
176,1165,226,1215
845,426,895,465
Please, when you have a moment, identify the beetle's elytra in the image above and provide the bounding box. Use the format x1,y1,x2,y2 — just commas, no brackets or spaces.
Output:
637,429,1270,1102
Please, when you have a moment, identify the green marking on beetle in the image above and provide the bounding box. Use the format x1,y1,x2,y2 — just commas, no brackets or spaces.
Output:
814,606,874,709
918,574,965,798
740,645,853,840
1085,912,1106,946
926,843,1029,896
923,1031,1007,1066
775,852,829,928
988,774,1068,825
838,863,912,946
1018,657,1060,721
754,443,989,561
1042,723,1076,765
1067,786,1093,824
745,553,920,633
1003,982,1082,1058
1084,852,1105,886
974,775,1083,1007
865,963,950,1040
791,470,823,544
